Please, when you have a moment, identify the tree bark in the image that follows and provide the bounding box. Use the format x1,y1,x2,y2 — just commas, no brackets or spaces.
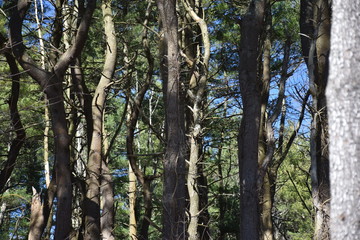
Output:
258,6,273,239
326,0,360,238
238,1,266,239
156,0,187,239
181,0,211,239
84,0,116,238
300,1,331,238
101,127,115,240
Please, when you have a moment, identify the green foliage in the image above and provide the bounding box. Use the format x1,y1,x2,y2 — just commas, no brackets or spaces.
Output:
272,0,301,42
274,137,314,239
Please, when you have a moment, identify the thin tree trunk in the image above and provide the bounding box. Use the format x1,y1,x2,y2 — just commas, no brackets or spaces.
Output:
217,103,227,239
181,1,211,238
326,0,360,238
123,3,155,238
238,1,266,239
84,0,117,238
0,51,26,193
34,0,51,189
0,200,6,226
300,1,331,238
129,162,137,239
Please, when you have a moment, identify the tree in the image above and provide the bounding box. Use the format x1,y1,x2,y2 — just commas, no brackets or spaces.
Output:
9,0,95,238
238,0,267,239
0,0,337,238
0,34,26,193
83,0,117,239
326,0,360,238
300,1,331,238
180,0,211,238
156,0,186,238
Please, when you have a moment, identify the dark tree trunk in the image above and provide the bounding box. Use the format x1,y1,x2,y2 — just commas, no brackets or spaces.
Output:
0,48,26,193
156,0,187,239
238,1,266,239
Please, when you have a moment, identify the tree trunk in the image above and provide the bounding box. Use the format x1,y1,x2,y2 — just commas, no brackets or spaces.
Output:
156,0,186,239
84,0,116,238
326,0,360,238
258,7,273,239
0,51,26,193
300,1,331,238
33,0,51,189
129,163,137,239
181,0,211,239
238,1,266,239
101,126,115,240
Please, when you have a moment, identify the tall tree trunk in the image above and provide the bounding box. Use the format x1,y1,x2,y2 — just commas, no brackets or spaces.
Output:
33,0,51,189
156,0,186,239
258,6,273,239
181,0,211,239
238,1,266,239
84,0,117,238
326,0,360,238
300,1,331,238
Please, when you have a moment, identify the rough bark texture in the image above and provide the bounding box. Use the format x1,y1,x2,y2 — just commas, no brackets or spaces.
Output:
326,0,360,238
84,1,116,239
300,1,331,239
156,0,187,239
238,1,266,239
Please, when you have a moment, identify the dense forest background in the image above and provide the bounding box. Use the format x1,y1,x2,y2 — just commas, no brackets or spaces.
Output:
0,0,357,239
